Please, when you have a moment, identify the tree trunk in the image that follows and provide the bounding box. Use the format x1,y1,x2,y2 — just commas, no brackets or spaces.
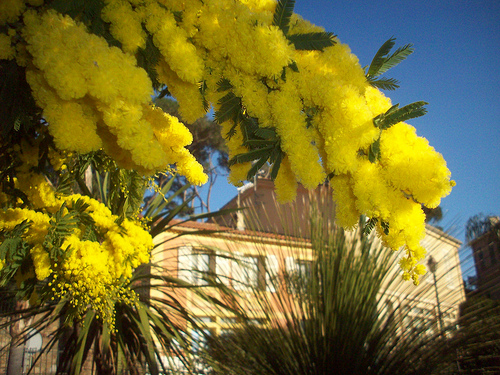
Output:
7,300,29,375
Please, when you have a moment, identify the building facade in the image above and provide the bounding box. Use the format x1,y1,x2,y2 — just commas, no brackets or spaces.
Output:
469,218,500,299
153,178,466,358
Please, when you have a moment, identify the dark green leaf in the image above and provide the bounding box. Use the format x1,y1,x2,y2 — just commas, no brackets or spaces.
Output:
288,32,336,51
244,139,277,147
375,43,414,77
172,10,183,24
288,61,299,72
56,172,73,195
374,101,428,130
272,0,295,36
229,146,274,166
216,78,234,92
157,86,171,99
368,137,381,163
270,151,283,180
253,127,278,140
363,217,378,236
247,157,269,180
366,37,396,78
215,92,242,125
366,38,414,91
137,34,161,90
70,310,95,375
381,220,390,235
366,77,400,91
281,66,287,81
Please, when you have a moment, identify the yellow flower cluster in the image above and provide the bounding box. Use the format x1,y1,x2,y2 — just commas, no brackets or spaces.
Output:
4,7,206,184
0,0,455,283
0,190,153,322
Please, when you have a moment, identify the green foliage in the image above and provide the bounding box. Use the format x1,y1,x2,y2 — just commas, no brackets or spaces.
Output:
366,101,427,163
273,0,295,36
423,206,443,224
44,199,97,259
0,60,41,140
0,221,32,286
366,38,414,91
368,136,381,163
216,80,285,181
215,92,244,128
465,213,499,243
136,33,162,90
202,206,469,375
287,32,336,51
373,101,428,130
272,0,335,51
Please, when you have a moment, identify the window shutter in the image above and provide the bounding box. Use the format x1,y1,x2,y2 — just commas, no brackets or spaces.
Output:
266,254,279,292
216,251,232,286
178,245,193,283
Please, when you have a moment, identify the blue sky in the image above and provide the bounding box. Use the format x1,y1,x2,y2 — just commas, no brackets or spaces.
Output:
199,0,500,276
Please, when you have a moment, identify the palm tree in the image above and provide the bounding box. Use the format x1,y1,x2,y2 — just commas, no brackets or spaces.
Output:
0,164,236,375
465,214,500,244
203,205,469,375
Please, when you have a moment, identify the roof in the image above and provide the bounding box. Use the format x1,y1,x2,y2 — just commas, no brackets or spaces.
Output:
166,218,312,247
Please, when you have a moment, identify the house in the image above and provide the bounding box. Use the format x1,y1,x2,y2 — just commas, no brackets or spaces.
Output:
153,177,466,354
469,218,500,299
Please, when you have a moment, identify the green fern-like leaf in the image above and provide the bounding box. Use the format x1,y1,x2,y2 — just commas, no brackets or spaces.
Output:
366,38,397,78
199,81,210,112
215,92,242,125
229,146,274,166
381,220,390,235
0,222,32,286
0,220,31,260
362,217,378,236
287,32,336,51
366,38,414,91
273,0,295,36
270,151,283,180
137,33,162,90
368,136,381,163
246,157,269,180
0,60,40,139
216,78,234,92
366,77,400,91
375,43,414,77
288,61,299,72
374,101,428,130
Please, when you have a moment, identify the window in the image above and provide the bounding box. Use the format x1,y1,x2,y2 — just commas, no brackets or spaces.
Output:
179,247,277,291
265,254,279,292
192,251,212,285
285,257,313,293
177,246,215,285
233,254,264,291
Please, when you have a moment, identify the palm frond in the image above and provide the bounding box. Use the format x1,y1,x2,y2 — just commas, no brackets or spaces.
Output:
201,199,472,375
